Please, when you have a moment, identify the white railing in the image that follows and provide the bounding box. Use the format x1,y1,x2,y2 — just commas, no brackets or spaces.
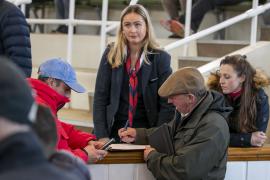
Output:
164,0,270,74
22,0,138,64
6,0,31,6
6,0,31,13
15,0,270,70
164,1,270,52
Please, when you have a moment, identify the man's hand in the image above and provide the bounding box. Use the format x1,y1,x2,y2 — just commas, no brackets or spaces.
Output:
89,140,106,149
98,137,110,143
144,146,155,161
84,141,108,163
251,131,267,147
118,127,137,143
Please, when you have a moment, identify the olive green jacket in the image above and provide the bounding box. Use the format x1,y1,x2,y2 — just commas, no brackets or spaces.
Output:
136,91,232,180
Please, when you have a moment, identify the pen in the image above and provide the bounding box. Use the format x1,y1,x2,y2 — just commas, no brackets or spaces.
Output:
124,120,129,130
120,120,129,143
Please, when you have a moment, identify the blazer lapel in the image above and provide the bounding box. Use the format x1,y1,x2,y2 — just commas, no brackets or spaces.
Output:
141,58,152,94
114,65,124,95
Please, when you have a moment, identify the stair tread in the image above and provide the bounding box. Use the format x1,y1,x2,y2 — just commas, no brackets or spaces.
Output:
178,56,217,61
58,108,93,127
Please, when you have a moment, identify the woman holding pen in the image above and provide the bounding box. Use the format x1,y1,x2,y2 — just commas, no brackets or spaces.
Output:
93,4,175,143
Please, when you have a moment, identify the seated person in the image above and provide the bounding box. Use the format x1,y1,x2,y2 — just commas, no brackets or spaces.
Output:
28,58,107,163
53,0,69,33
161,0,198,38
160,0,246,37
119,67,231,179
207,54,270,147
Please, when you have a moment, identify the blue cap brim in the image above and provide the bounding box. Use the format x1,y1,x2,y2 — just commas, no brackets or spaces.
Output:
65,82,86,93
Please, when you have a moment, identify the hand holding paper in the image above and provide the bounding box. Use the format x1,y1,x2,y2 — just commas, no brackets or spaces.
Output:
118,127,136,143
144,147,156,161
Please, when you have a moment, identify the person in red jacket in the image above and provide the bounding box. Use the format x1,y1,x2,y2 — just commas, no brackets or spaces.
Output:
28,58,107,163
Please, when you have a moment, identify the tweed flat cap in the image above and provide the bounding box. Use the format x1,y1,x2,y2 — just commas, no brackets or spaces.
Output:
158,67,206,97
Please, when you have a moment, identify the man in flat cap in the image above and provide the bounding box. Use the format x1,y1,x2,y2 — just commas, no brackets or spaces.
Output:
119,67,232,180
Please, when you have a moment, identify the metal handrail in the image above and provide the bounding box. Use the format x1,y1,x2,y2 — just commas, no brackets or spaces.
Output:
6,0,31,6
164,2,270,52
14,0,270,69
22,0,138,63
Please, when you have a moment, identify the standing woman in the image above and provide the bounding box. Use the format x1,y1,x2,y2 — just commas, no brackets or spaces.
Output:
93,4,175,142
207,55,270,147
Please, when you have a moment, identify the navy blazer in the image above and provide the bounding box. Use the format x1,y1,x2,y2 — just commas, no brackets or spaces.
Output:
229,88,269,147
93,46,175,138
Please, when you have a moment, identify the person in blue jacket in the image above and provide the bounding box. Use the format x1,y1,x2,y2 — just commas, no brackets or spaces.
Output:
0,0,32,77
207,54,270,147
93,4,175,143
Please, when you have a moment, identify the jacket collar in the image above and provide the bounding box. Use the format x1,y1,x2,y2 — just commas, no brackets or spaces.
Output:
116,49,153,95
27,78,70,115
177,92,212,130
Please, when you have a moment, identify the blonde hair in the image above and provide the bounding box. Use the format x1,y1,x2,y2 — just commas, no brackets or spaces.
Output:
108,4,160,68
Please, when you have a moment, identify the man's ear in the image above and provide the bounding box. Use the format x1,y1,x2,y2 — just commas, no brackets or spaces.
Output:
188,94,196,104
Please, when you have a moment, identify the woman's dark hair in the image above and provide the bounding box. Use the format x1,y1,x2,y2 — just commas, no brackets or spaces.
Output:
220,55,257,132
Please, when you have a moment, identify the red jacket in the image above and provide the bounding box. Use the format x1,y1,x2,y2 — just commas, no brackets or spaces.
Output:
27,78,95,162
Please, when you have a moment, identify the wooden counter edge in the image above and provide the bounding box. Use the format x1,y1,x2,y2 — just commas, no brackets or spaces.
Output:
92,145,270,164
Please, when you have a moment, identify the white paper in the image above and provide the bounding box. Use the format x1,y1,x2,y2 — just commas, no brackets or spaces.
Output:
109,144,149,150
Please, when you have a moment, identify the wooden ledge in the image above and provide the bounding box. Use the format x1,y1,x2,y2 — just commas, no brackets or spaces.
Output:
228,144,270,161
96,151,144,164
94,144,270,164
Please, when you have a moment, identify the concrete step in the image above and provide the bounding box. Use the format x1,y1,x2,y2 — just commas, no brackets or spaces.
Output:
178,56,216,69
58,108,93,127
197,40,248,57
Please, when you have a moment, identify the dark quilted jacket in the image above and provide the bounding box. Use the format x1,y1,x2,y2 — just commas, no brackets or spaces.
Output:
0,0,32,77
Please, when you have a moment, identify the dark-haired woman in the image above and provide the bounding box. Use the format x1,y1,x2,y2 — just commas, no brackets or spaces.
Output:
207,54,270,147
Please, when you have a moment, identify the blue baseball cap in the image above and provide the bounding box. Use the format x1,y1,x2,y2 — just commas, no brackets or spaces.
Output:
38,58,86,93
